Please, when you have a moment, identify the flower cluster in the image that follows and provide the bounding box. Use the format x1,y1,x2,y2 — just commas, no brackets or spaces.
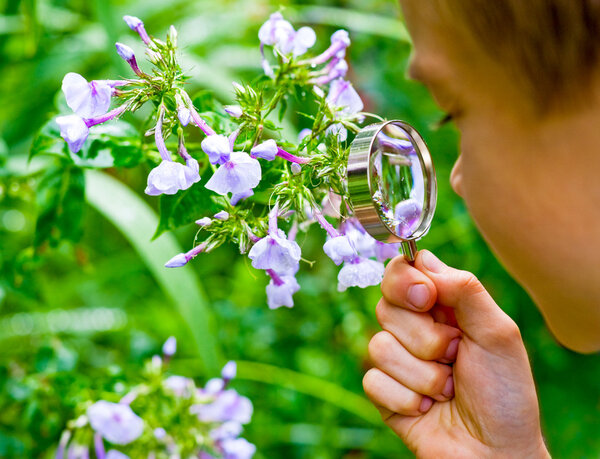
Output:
56,337,255,459
54,12,398,310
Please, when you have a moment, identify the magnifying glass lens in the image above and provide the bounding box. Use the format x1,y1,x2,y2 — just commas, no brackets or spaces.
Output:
348,120,437,261
370,126,424,238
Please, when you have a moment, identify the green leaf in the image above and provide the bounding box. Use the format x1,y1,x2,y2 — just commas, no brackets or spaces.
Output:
34,165,85,248
85,170,223,375
82,120,142,168
236,360,381,425
154,181,221,238
0,137,7,168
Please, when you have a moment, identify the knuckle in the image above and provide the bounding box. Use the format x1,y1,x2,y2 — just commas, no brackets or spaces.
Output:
362,368,382,396
454,269,486,296
375,298,389,325
368,331,395,364
412,329,444,360
392,391,419,414
489,317,522,345
422,366,451,395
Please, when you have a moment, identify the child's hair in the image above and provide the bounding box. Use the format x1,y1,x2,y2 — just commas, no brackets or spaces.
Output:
432,0,600,113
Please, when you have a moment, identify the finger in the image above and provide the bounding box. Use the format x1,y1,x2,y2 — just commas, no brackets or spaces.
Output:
376,298,462,362
415,250,522,348
368,331,455,401
363,368,434,417
381,255,438,312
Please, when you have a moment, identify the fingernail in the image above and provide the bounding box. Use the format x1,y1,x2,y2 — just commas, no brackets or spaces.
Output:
421,251,446,273
407,284,430,310
442,375,454,398
444,337,460,360
419,396,433,413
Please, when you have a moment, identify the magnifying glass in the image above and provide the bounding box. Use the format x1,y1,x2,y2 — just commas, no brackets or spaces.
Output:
347,120,437,263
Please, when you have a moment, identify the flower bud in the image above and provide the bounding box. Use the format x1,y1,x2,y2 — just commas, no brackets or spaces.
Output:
196,217,212,227
214,211,229,220
123,15,143,30
224,105,243,118
115,42,135,61
168,25,178,47
162,336,177,356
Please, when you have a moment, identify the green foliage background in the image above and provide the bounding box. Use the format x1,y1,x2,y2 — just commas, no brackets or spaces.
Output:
1,0,599,457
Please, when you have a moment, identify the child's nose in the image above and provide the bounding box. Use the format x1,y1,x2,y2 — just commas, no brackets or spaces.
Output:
450,155,464,197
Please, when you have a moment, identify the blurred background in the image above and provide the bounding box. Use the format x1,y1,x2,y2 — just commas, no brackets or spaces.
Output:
1,0,599,457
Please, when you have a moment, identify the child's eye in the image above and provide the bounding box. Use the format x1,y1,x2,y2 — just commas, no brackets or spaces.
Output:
433,112,454,130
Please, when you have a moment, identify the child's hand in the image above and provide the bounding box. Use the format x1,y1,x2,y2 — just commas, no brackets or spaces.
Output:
363,250,550,458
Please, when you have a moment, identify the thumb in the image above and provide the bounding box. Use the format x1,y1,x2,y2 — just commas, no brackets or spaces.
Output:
415,250,521,349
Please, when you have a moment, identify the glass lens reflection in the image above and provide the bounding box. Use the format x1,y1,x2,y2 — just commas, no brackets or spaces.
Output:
369,124,425,238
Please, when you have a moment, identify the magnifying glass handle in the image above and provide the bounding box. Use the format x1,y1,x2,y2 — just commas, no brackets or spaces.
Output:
401,240,417,264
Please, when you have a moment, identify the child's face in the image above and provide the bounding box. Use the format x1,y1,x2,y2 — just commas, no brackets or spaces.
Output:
400,0,600,351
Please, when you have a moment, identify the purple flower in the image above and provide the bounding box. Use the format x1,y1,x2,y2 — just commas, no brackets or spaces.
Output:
202,377,225,395
312,58,348,86
123,15,151,45
164,252,188,268
321,191,341,218
224,105,243,118
326,78,364,141
327,78,364,117
250,139,278,161
196,217,212,227
230,189,254,206
337,257,385,291
201,134,232,165
222,361,237,381
323,235,356,265
62,73,112,118
115,43,145,77
258,13,294,48
298,128,312,143
162,336,176,356
87,401,144,445
214,210,229,220
146,107,200,196
290,163,302,175
193,390,253,424
56,105,127,153
106,451,129,459
178,107,191,126
164,375,194,397
265,273,300,309
249,232,300,272
210,421,242,441
145,160,196,196
259,12,316,77
282,26,317,56
394,198,423,238
221,438,256,459
153,427,166,439
165,241,208,268
248,207,301,273
115,42,134,60
205,153,262,196
341,219,377,258
56,115,89,153
310,30,351,65
259,12,316,56
375,241,401,262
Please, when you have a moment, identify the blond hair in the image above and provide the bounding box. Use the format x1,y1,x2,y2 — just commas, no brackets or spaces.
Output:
433,0,600,112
